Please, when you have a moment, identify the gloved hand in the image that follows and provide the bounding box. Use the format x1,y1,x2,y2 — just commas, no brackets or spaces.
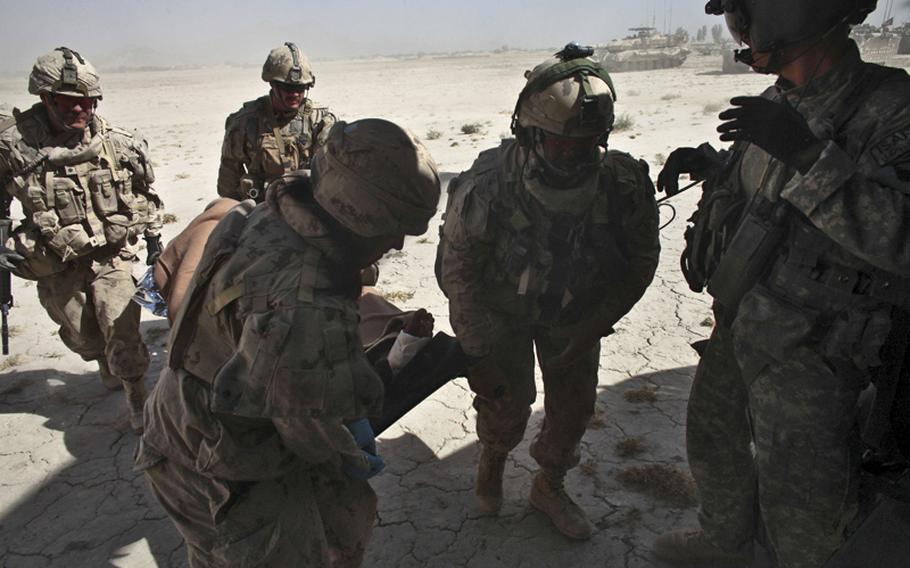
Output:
547,320,614,370
144,235,163,266
342,418,385,480
657,144,723,197
717,96,825,173
466,354,509,400
0,245,24,272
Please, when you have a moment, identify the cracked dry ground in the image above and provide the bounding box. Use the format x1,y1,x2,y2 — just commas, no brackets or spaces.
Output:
0,201,711,567
0,53,778,567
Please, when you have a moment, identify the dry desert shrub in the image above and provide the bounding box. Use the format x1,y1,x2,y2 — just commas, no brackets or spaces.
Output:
613,113,635,132
0,354,24,371
162,213,179,224
382,290,415,302
460,122,484,135
425,129,442,140
624,386,658,403
660,93,681,101
615,436,648,458
615,464,698,508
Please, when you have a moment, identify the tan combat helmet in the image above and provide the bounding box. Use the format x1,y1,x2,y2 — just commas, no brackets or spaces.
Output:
312,119,441,238
28,47,102,99
261,42,315,86
512,43,616,141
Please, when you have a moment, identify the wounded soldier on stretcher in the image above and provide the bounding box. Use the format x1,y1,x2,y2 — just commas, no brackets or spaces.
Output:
133,197,467,435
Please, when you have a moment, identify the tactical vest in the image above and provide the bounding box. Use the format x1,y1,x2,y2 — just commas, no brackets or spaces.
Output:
238,97,319,199
0,107,157,275
168,198,377,421
439,142,643,325
682,65,910,314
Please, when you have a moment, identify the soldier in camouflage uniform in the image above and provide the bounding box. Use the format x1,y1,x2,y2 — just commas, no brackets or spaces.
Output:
137,119,440,567
0,47,164,432
217,42,336,202
654,1,910,566
437,45,660,540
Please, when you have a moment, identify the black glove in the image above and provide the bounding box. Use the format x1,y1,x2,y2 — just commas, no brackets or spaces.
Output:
717,96,825,173
0,245,24,272
144,235,162,266
657,144,724,197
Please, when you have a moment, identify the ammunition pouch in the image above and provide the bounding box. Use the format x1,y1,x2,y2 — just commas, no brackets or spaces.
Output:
680,177,746,294
706,199,789,312
47,224,99,262
765,222,910,313
9,224,67,280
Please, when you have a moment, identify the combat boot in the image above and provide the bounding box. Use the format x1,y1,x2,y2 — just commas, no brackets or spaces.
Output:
122,377,147,433
529,470,593,541
653,529,751,566
97,359,123,391
475,446,507,513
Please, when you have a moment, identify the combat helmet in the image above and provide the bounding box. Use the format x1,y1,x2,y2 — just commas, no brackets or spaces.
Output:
512,42,617,145
28,47,102,98
706,0,876,69
261,42,315,87
311,119,440,238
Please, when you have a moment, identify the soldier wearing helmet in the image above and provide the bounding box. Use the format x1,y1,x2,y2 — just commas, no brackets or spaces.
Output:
655,1,910,565
0,47,165,432
138,119,440,567
437,44,660,540
217,42,336,202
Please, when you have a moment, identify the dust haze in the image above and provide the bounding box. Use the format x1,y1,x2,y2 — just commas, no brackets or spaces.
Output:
1,0,903,75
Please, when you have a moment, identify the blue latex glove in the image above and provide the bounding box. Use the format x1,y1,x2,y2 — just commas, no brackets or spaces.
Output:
342,418,385,480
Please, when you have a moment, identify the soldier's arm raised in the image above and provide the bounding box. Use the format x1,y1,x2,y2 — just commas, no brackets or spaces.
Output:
779,83,910,277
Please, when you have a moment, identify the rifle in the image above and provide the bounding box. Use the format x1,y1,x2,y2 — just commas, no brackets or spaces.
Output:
0,187,12,355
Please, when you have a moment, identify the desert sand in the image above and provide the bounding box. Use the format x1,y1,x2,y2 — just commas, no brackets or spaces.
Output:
0,52,888,566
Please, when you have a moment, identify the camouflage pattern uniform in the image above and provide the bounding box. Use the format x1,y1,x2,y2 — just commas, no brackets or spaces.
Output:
686,42,910,566
440,139,660,485
139,119,440,567
216,96,335,200
0,54,162,400
138,189,382,567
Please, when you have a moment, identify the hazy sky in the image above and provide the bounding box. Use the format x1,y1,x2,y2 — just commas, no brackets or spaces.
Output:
0,0,907,73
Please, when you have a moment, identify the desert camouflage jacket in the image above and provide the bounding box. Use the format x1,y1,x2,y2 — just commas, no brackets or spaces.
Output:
217,95,336,200
139,181,381,480
720,41,910,376
0,104,162,275
438,140,660,358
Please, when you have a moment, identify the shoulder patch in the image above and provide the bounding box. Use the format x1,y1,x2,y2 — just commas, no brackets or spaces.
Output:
870,124,910,166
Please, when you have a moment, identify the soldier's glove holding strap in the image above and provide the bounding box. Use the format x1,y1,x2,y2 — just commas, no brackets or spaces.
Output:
144,235,163,266
341,418,385,480
717,96,825,174
0,244,24,272
466,354,509,401
547,319,614,370
657,143,724,197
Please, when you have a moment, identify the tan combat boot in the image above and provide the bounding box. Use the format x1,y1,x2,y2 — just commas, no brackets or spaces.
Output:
653,529,751,567
122,377,147,433
529,470,593,541
97,359,123,391
475,446,508,513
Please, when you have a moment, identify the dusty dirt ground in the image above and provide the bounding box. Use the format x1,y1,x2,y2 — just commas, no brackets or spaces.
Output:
0,51,899,567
